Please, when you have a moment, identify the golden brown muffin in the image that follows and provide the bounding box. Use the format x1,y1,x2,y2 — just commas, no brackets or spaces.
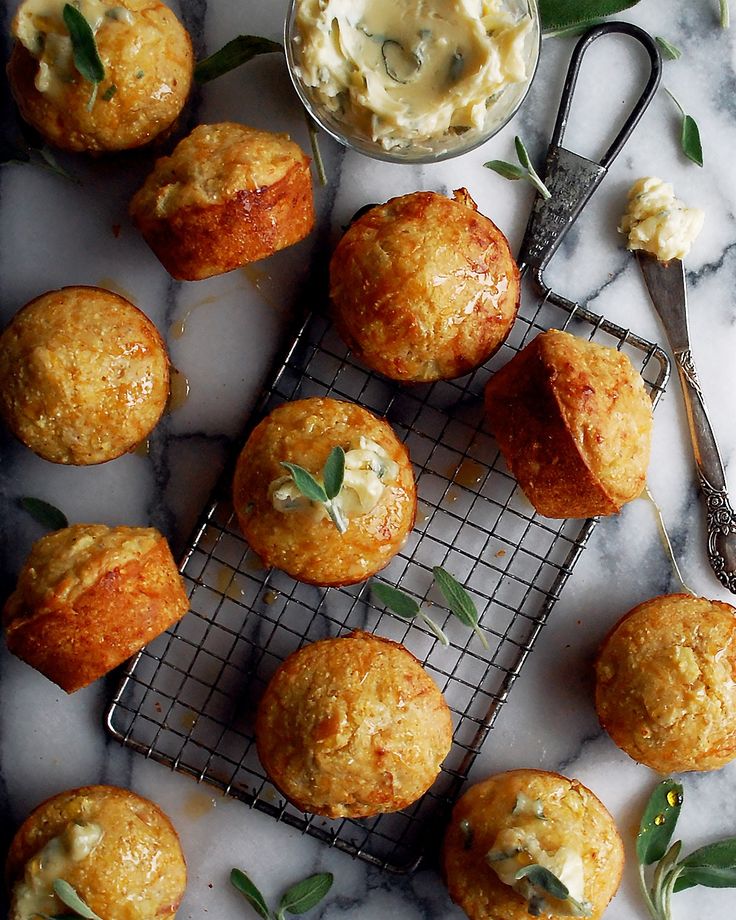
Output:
3,523,189,693
233,396,416,586
484,329,652,518
7,0,193,153
595,593,736,773
256,631,453,818
6,784,186,920
443,770,624,920
0,286,169,465
129,122,315,280
329,188,520,382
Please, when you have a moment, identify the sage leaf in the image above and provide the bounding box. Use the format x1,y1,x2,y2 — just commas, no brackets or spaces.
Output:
278,872,333,916
281,462,328,503
513,136,551,199
20,497,69,531
52,880,102,920
432,566,489,650
483,160,526,181
371,581,420,618
541,18,605,38
636,778,683,866
322,447,345,500
721,0,730,28
655,37,682,60
673,837,736,891
665,90,704,167
419,611,450,646
62,4,104,85
194,35,283,84
230,868,271,920
515,864,569,900
538,0,641,33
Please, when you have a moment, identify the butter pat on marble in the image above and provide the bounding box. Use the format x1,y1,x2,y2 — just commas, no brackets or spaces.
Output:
619,176,704,262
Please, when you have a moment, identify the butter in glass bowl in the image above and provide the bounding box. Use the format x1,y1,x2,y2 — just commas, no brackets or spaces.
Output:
284,0,541,164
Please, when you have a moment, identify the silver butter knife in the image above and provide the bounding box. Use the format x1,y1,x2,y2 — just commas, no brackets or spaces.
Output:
637,251,736,594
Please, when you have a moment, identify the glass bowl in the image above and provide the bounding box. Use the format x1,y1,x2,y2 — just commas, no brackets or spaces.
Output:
284,0,541,165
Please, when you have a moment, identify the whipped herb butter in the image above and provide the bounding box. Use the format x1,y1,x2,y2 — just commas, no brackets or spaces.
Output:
291,0,534,151
620,177,704,262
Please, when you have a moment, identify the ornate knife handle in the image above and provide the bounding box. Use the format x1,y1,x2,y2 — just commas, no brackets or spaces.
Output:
675,348,736,593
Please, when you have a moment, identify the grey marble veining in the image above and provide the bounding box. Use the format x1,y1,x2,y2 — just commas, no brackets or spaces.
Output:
2,1,736,918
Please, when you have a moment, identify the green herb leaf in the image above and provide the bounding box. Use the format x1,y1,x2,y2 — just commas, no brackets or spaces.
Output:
673,837,736,891
278,872,333,916
538,0,641,33
230,868,271,920
655,37,682,60
636,779,683,866
513,136,551,199
540,18,605,38
721,0,730,28
101,83,117,101
281,462,328,504
515,864,569,900
419,611,450,645
52,880,102,920
483,160,526,181
194,35,283,84
322,447,345,500
371,582,420,619
432,566,489,650
19,497,68,531
62,4,105,85
680,114,704,166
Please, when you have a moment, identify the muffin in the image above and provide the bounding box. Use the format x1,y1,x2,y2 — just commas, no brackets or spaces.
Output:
7,0,193,153
130,122,315,280
330,189,520,382
484,329,652,518
256,631,453,818
6,785,186,920
595,593,736,773
233,397,416,586
3,523,189,693
0,286,169,465
443,769,624,920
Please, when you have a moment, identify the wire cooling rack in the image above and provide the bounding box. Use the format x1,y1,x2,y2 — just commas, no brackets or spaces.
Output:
106,281,669,873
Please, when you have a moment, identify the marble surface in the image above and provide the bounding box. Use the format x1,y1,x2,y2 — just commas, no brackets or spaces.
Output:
2,1,736,918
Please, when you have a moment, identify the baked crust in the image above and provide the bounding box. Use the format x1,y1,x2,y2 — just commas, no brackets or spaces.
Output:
130,123,315,280
330,188,520,382
484,329,652,518
7,0,192,153
233,397,416,587
442,769,624,920
3,524,189,693
0,285,169,465
256,631,453,818
6,785,186,920
595,593,736,772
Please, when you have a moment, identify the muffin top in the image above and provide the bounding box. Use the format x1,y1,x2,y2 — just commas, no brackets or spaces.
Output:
256,631,453,818
6,785,187,920
595,593,736,773
0,286,169,464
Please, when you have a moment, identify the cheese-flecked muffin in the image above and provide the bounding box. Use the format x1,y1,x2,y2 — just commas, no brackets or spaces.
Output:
130,122,315,280
3,523,189,693
256,631,453,818
0,286,169,465
595,594,736,773
330,189,521,382
443,770,624,920
7,0,193,153
6,785,186,920
233,397,416,586
485,329,652,518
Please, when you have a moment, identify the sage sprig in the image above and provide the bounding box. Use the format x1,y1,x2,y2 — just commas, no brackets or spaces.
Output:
637,778,736,920
194,35,283,84
49,879,102,920
62,3,105,110
721,0,730,28
665,89,704,167
514,864,592,917
281,446,347,533
538,0,641,34
371,581,450,645
484,136,551,200
19,496,69,531
230,867,333,919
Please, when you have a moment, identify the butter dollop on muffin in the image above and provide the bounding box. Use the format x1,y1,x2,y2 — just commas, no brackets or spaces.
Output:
130,122,315,280
256,631,453,818
233,396,416,586
7,0,193,152
443,769,624,920
485,329,652,518
330,189,520,382
0,285,170,465
6,784,187,920
3,523,189,692
595,593,736,773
